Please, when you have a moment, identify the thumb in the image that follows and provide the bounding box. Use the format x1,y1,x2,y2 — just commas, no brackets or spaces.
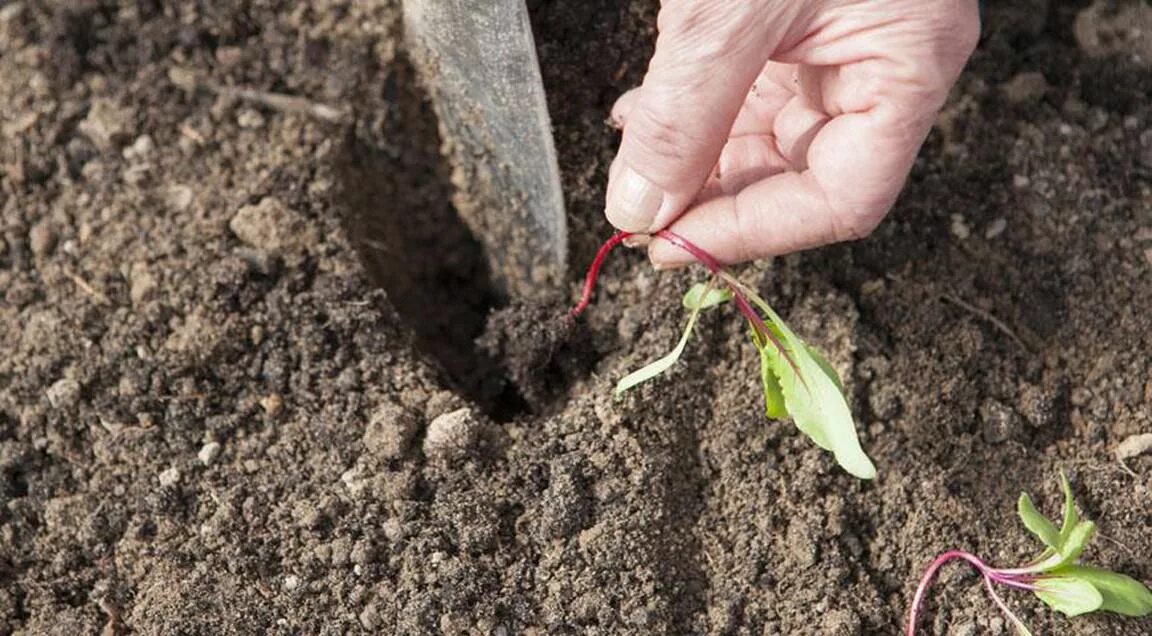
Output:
606,1,799,233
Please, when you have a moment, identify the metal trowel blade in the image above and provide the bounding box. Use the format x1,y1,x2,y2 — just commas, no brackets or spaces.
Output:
403,0,567,300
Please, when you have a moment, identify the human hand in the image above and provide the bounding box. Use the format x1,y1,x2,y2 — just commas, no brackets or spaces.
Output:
605,0,980,266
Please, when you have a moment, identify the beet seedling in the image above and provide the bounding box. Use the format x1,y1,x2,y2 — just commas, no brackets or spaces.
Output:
906,473,1152,635
570,230,876,480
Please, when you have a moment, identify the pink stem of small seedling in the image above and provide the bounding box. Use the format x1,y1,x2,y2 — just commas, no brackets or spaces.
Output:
906,550,1038,636
569,230,781,347
569,231,631,319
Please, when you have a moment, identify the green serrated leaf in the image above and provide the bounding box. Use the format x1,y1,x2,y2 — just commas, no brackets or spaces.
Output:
1018,491,1061,550
1058,471,1079,545
1056,520,1096,567
682,282,732,310
1049,565,1152,617
752,331,787,420
616,281,713,395
1034,576,1104,617
733,278,876,479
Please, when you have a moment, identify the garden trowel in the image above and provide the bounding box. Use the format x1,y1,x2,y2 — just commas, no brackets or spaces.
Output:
403,0,567,300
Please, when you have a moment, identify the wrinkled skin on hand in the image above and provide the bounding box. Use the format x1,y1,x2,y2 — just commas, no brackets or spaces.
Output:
605,0,981,266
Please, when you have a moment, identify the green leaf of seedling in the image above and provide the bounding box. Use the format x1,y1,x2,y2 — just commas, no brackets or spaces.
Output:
1034,576,1104,617
802,342,846,394
615,281,715,395
1048,565,1152,617
752,330,787,420
733,279,876,479
1018,491,1061,550
1058,471,1079,545
1023,519,1098,574
682,283,732,310
1057,520,1096,567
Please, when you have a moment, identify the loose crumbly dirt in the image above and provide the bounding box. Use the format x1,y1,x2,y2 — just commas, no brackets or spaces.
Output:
1,1,1149,634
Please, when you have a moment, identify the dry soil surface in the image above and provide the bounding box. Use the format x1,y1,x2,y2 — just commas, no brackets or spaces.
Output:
1,1,1150,635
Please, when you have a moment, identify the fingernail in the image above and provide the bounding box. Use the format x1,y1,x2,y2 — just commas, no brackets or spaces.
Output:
648,240,689,271
652,260,687,272
605,166,663,233
622,233,651,248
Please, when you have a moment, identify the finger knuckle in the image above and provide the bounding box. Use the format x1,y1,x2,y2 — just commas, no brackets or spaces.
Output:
834,203,887,242
658,0,758,62
628,104,697,162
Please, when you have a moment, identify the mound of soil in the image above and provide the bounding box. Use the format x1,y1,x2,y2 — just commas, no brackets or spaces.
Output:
1,1,1149,634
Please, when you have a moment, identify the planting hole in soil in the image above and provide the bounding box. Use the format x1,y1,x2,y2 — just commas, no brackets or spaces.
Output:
337,54,533,420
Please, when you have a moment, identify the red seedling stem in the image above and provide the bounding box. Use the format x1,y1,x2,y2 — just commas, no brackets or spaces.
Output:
907,550,1038,636
570,231,631,319
569,229,796,372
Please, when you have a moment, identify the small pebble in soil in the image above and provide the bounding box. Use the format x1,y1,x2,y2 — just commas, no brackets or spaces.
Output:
1115,433,1152,460
980,399,1022,444
984,218,1007,239
78,98,134,150
259,393,283,416
283,575,299,592
949,621,978,636
28,220,56,257
129,261,158,304
198,442,221,466
158,467,180,487
423,407,481,460
950,214,971,240
362,402,419,460
1000,71,1049,104
46,378,81,408
229,197,316,255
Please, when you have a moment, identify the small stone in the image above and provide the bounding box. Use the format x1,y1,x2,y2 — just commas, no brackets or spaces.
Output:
358,603,381,629
46,378,81,408
1116,433,1152,460
260,393,283,416
860,278,885,296
950,214,971,240
123,163,151,187
129,261,157,304
162,185,194,211
423,408,481,460
28,221,56,257
949,621,978,636
198,442,222,466
78,99,134,150
237,109,265,129
283,575,300,592
229,197,315,253
1000,71,1049,104
123,134,154,161
1012,174,1030,189
1018,384,1058,428
984,218,1007,239
980,399,1022,444
362,403,419,460
158,467,181,487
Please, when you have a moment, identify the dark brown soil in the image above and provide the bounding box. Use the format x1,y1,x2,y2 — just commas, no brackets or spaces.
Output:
2,1,1150,635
